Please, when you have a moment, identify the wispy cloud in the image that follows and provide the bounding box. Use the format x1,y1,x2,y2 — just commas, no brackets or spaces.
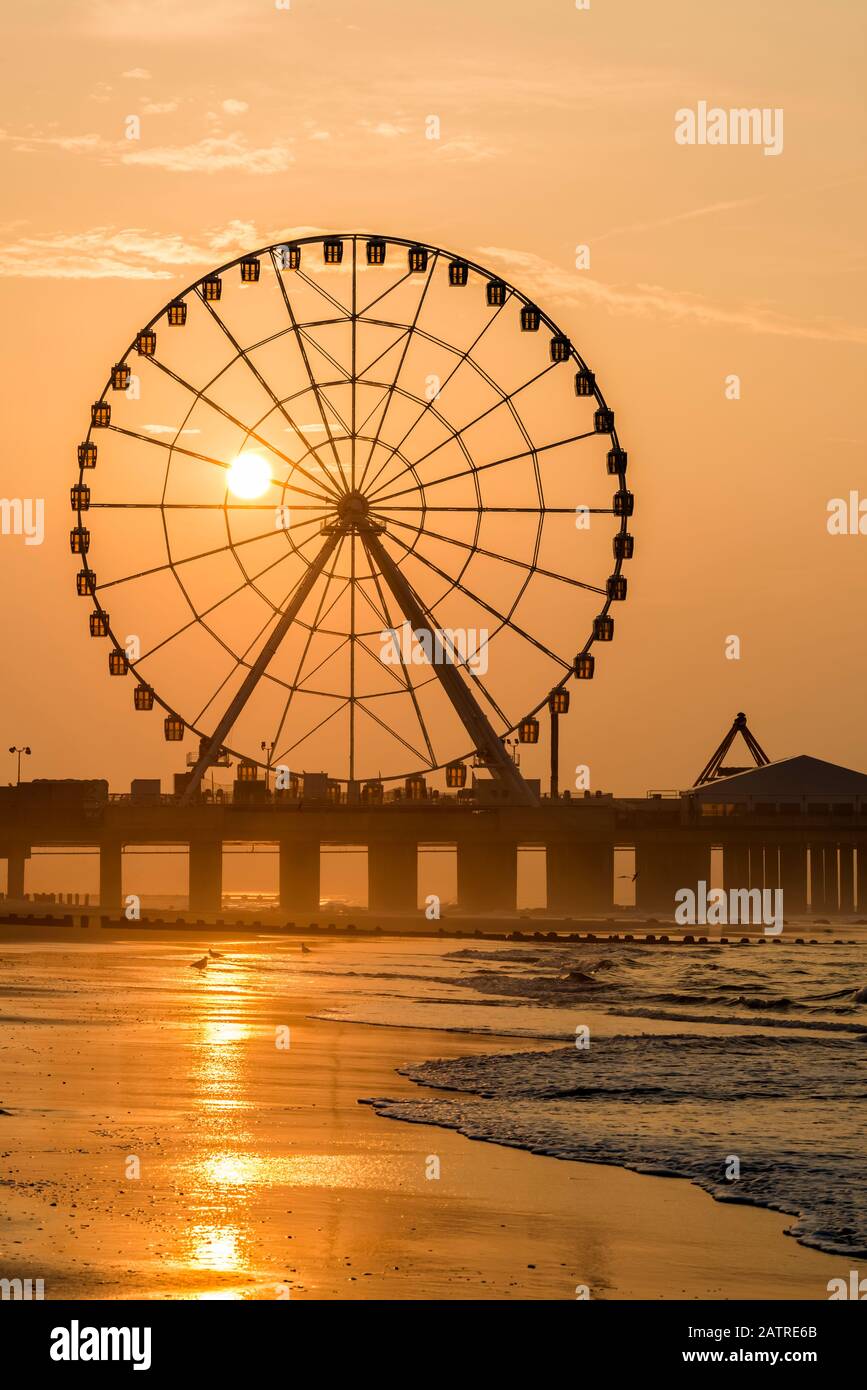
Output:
434,136,498,164
140,100,179,116
593,196,762,244
0,220,261,279
0,130,104,153
0,127,292,174
363,121,408,139
122,133,291,174
478,245,867,346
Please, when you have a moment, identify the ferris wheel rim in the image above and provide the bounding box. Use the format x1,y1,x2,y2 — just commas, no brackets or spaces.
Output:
74,231,632,786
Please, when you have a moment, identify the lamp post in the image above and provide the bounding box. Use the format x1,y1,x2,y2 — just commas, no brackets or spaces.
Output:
8,745,31,786
261,740,276,793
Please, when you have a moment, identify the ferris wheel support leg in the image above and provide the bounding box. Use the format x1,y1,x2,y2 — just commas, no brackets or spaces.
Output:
179,531,342,806
362,530,538,807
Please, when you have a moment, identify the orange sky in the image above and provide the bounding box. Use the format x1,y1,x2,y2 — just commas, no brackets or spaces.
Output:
1,0,866,818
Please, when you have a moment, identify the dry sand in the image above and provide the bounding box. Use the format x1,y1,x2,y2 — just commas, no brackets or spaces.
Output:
0,925,848,1300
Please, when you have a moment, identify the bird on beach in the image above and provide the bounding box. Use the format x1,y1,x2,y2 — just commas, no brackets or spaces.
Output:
300,944,311,954
190,956,209,971
208,949,223,959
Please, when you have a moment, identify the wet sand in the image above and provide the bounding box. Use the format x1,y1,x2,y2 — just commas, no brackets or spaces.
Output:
0,927,848,1300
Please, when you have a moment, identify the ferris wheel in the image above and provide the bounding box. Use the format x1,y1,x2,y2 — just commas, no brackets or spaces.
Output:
70,233,634,803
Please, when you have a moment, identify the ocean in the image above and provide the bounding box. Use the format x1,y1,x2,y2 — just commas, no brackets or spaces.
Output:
312,935,867,1259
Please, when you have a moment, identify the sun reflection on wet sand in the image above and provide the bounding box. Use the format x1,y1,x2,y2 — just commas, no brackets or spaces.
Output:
189,1223,245,1271
188,1004,253,1111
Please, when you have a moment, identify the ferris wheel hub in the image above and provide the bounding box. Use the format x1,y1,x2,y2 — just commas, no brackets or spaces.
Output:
337,490,370,522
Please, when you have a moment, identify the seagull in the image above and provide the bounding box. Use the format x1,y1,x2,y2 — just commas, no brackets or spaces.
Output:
190,956,209,971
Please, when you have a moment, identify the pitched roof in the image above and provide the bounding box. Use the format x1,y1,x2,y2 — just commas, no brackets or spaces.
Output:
688,754,867,800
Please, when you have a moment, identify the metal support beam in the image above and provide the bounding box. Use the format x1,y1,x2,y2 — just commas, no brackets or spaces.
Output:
181,530,342,805
693,711,770,786
362,528,538,807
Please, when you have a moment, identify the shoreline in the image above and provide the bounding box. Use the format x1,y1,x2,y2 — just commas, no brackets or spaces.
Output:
0,931,857,1299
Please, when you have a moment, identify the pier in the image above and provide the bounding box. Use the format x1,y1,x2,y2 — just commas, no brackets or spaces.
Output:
2,751,866,917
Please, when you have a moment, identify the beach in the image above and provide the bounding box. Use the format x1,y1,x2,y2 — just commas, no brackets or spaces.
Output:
0,925,861,1300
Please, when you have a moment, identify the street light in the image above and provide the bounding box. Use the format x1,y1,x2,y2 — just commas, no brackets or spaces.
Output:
261,740,276,793
8,745,31,786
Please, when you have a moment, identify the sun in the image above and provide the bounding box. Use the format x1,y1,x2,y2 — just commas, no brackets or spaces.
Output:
226,452,271,500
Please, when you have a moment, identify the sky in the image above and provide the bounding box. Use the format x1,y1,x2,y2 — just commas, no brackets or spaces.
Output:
1,0,865,836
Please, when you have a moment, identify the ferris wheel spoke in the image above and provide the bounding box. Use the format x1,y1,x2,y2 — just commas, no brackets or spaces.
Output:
195,288,349,498
269,534,347,755
367,554,511,730
105,424,335,508
369,430,597,507
359,316,532,504
273,697,350,767
90,505,327,517
137,532,319,666
351,240,359,497
356,326,410,382
292,634,351,692
294,266,351,320
383,528,571,672
352,581,436,767
94,512,325,595
184,530,336,722
379,513,607,595
357,267,414,319
380,504,610,514
361,528,536,804
312,574,353,629
356,254,438,493
181,528,343,801
191,586,299,727
360,290,512,498
291,328,357,447
352,385,396,443
366,362,558,505
267,249,348,494
354,698,436,770
148,355,340,502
